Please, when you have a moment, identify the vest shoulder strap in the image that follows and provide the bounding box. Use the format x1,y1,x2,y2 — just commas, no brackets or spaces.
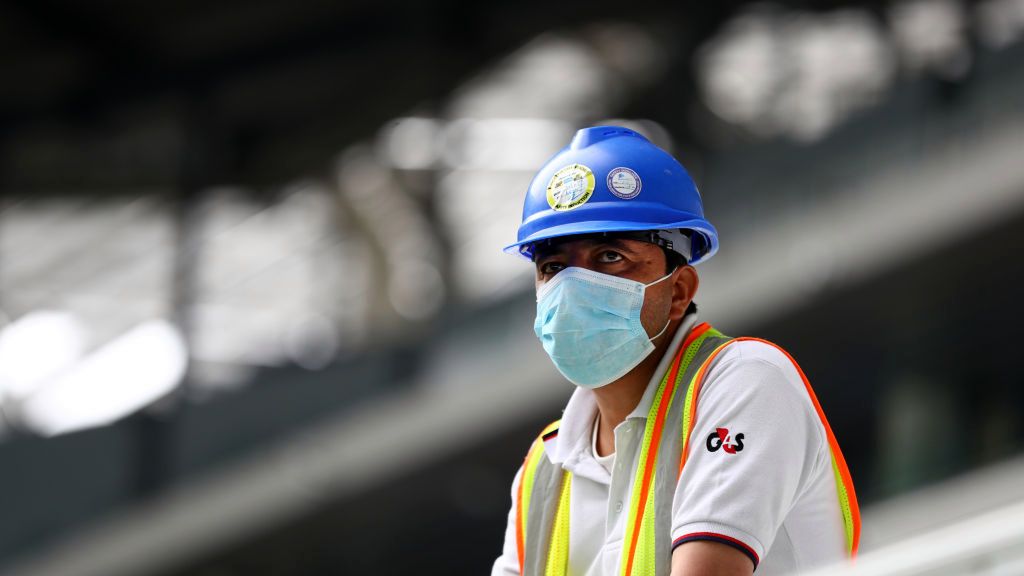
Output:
676,336,861,557
516,420,566,576
620,325,732,576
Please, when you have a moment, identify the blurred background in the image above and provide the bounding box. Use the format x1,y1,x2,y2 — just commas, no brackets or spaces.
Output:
1,0,1023,574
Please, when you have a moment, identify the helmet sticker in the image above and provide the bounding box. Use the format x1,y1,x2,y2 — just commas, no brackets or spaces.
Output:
546,164,595,211
607,167,642,200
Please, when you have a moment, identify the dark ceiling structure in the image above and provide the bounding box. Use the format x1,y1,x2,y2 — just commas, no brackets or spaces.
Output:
0,0,767,192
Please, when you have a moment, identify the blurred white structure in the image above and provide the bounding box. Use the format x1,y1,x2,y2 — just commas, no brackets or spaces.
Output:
803,457,1024,576
0,312,186,436
190,184,353,370
19,320,186,436
697,5,895,141
384,25,668,302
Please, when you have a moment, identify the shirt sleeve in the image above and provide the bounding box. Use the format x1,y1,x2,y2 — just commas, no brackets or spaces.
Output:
492,465,524,576
671,342,829,568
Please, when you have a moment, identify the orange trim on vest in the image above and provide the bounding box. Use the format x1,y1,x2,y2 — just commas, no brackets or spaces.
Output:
676,337,861,556
677,339,730,479
738,338,861,556
516,447,529,572
681,322,712,351
621,330,692,576
517,419,561,575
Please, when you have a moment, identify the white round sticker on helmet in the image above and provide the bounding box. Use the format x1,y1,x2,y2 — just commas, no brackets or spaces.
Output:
607,167,642,200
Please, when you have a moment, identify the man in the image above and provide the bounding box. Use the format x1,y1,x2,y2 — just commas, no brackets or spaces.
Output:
492,126,859,576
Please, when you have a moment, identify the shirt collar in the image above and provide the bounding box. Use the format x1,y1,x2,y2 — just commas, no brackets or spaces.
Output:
625,311,698,421
546,311,700,468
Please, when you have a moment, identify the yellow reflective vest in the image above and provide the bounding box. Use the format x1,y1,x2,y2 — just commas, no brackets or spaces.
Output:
515,323,860,576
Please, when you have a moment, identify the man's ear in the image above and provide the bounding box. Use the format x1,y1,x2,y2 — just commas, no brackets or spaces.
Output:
669,266,698,320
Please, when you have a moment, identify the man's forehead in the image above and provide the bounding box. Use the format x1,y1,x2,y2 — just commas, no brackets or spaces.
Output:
533,234,657,259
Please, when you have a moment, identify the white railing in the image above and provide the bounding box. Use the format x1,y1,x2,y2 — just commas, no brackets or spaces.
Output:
805,500,1024,576
804,480,1024,576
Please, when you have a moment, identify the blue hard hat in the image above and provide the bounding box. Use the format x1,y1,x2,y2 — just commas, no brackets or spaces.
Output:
504,126,719,265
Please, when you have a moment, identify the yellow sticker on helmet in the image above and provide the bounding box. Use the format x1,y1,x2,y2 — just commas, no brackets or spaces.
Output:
546,164,595,211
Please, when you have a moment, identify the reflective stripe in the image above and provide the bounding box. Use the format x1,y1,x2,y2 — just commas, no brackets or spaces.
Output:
544,471,571,576
677,332,732,478
832,456,856,554
620,323,717,576
678,328,729,479
517,420,560,574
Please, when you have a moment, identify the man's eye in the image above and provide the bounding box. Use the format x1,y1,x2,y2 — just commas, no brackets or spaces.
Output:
540,262,565,275
597,251,623,263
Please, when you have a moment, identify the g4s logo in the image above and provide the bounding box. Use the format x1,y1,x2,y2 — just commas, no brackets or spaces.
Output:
706,427,745,454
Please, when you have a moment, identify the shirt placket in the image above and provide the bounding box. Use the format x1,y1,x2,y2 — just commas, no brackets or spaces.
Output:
605,416,645,541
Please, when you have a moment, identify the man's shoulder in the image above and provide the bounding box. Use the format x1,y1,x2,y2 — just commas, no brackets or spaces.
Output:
708,337,802,377
700,336,814,407
697,335,828,445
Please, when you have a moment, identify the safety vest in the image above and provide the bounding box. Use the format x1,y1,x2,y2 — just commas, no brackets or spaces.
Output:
515,323,860,576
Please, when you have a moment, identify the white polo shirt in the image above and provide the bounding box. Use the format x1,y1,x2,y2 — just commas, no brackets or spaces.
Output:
492,314,848,575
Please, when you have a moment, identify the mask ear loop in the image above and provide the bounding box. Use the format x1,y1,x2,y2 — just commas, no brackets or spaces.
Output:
644,266,680,342
643,266,679,288
648,317,672,342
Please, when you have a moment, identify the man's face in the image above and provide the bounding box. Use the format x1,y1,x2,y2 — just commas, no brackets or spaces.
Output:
533,236,685,340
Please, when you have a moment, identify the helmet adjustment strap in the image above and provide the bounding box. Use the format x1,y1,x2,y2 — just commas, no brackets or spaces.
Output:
529,230,690,263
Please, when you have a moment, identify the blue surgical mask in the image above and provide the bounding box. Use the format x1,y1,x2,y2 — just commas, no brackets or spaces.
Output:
534,266,675,389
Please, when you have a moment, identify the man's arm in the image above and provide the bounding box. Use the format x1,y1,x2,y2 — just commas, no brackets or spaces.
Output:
492,467,524,576
671,541,755,576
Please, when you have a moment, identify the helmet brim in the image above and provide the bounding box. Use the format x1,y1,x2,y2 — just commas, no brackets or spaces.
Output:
503,217,719,265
